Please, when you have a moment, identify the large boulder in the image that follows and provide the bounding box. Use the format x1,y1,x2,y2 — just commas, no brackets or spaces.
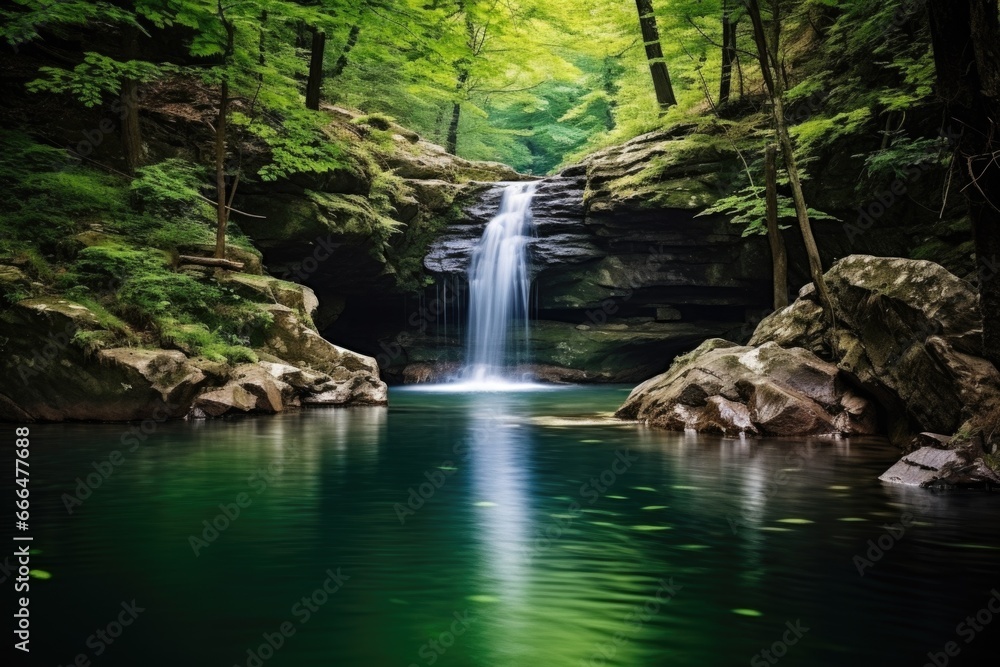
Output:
262,304,387,405
878,445,1000,488
751,255,1000,445
616,339,877,437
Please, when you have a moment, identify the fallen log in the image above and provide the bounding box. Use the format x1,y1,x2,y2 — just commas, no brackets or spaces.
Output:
178,255,245,271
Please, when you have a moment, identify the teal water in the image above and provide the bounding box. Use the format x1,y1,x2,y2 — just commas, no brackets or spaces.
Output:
23,386,1000,666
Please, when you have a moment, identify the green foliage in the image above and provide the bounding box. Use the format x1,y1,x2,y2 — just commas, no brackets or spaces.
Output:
701,185,837,236
234,108,347,182
859,134,946,181
131,159,211,217
0,131,128,253
789,108,872,156
27,53,170,106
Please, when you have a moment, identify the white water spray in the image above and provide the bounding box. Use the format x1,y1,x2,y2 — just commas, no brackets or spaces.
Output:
463,182,537,384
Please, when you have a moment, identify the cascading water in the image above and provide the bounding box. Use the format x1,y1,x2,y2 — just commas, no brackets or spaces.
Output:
462,182,538,384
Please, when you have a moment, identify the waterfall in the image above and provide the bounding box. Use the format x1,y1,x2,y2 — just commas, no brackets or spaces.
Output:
463,182,537,383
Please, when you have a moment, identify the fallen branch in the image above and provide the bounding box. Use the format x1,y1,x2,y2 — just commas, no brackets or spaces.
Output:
178,255,245,270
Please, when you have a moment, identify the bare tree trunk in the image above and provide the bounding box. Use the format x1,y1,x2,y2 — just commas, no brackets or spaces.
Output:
214,2,235,260
446,69,469,155
719,10,736,106
258,9,267,76
927,0,1000,369
306,28,326,110
330,24,360,78
744,0,833,326
214,78,229,260
634,0,677,112
764,144,788,309
120,27,142,174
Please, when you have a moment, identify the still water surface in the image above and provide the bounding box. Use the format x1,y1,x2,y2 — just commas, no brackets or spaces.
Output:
27,386,1000,666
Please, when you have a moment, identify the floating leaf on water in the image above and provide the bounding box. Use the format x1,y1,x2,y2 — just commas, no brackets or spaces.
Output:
29,570,52,580
671,485,702,490
589,521,620,528
776,518,814,525
837,517,868,522
466,595,499,604
759,527,793,532
641,505,669,511
732,608,763,617
631,486,657,492
607,495,627,500
474,501,497,507
631,525,671,531
954,544,1000,551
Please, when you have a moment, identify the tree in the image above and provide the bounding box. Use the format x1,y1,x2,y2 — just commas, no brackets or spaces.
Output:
927,0,1000,369
719,1,737,106
764,144,788,309
633,0,677,112
3,0,165,174
743,0,833,326
305,26,326,110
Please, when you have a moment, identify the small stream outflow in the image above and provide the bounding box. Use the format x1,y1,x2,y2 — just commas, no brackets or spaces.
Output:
463,182,537,382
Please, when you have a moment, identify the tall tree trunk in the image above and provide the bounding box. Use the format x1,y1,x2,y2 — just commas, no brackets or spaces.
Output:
927,0,1000,369
330,24,360,78
744,0,833,326
214,77,229,260
214,2,235,260
764,144,788,309
258,9,267,76
306,28,326,110
634,0,677,112
719,11,736,106
446,102,461,155
120,27,142,174
446,69,469,155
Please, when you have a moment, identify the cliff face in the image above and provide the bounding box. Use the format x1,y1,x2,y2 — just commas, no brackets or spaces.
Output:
371,130,773,382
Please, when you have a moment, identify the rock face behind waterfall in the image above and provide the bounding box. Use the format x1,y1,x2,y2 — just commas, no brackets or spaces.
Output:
617,255,1000,485
412,130,773,382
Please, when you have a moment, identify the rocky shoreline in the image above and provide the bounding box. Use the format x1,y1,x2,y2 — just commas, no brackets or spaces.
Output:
616,255,1000,487
0,282,386,422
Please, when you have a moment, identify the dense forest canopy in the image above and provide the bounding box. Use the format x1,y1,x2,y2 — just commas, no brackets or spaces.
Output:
2,0,999,368
0,0,943,174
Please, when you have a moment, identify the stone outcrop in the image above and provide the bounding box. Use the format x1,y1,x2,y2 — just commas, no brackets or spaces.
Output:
751,255,1000,445
616,339,877,436
377,130,773,382
878,445,1000,488
0,287,387,422
617,255,1000,484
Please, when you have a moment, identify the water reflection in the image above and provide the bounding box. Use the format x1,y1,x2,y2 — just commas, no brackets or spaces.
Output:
25,388,1000,667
